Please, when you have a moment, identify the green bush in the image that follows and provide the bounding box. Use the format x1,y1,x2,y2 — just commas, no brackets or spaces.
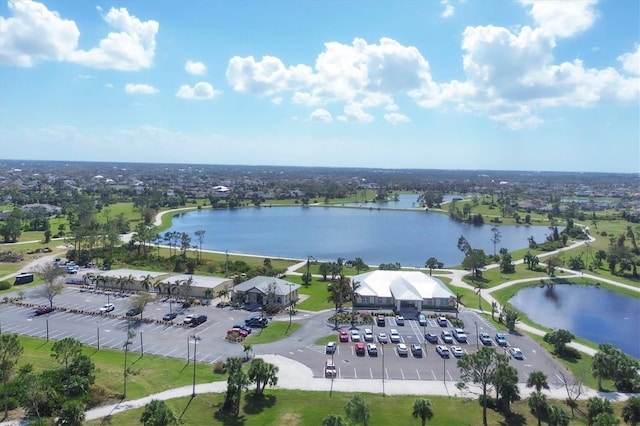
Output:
0,280,12,290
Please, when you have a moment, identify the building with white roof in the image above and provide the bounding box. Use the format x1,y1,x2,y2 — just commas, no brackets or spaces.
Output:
351,270,455,311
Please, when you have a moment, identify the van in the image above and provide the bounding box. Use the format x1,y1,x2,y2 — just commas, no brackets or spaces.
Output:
14,272,34,285
324,359,337,378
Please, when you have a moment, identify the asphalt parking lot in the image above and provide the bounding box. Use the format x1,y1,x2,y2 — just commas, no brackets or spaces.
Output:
1,286,568,387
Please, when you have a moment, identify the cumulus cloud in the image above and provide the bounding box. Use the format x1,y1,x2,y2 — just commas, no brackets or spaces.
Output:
175,82,220,99
226,55,315,95
309,108,332,122
125,83,159,94
521,0,597,38
441,0,454,18
185,60,207,75
337,103,375,123
384,112,410,125
618,44,640,76
0,0,158,71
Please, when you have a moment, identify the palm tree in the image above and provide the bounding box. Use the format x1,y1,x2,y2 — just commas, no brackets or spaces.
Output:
474,282,488,310
547,404,569,426
140,274,154,292
247,358,279,395
242,343,252,362
140,399,179,426
412,398,434,426
592,350,610,390
528,391,548,426
526,371,550,392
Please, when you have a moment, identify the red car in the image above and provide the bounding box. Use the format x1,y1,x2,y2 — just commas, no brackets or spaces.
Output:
339,328,349,342
355,342,366,355
227,327,248,337
35,306,54,316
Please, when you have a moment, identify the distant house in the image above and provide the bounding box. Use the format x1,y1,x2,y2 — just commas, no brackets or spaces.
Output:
233,276,300,308
352,270,454,311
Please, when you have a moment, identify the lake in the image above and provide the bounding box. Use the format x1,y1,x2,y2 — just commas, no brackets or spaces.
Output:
509,284,640,358
166,205,551,267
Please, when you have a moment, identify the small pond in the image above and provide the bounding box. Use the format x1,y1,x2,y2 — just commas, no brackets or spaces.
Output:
509,284,640,358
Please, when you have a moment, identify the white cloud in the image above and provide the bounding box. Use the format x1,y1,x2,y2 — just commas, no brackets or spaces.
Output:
0,0,80,66
309,108,332,122
441,1,454,18
337,103,375,123
271,97,283,105
125,83,159,94
226,55,315,95
0,1,158,71
175,82,221,99
618,44,640,76
520,0,598,38
185,60,207,75
384,112,410,125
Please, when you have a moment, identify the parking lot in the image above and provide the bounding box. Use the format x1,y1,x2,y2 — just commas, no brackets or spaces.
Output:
1,286,568,387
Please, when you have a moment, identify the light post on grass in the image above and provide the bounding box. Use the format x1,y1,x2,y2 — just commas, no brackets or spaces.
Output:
190,335,201,397
475,321,479,350
381,342,386,396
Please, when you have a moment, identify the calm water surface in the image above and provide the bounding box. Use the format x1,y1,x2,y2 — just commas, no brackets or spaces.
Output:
167,206,551,267
509,285,640,358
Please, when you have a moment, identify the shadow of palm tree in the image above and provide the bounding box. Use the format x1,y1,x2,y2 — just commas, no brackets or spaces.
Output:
213,403,246,426
243,393,276,415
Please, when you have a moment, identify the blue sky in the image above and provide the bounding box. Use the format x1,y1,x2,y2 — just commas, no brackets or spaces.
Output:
0,0,638,173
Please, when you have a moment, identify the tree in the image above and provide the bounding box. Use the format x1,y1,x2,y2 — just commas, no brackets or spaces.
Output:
345,394,370,426
547,404,570,426
412,398,434,426
587,397,614,426
425,257,443,275
247,358,279,395
543,329,574,355
140,399,179,426
222,357,250,417
503,308,519,332
490,227,501,258
623,396,640,426
129,292,155,320
0,334,23,419
35,263,65,307
492,362,520,414
528,391,548,426
55,399,85,426
526,370,549,393
347,257,368,275
463,249,488,279
546,256,563,277
51,338,82,398
195,229,206,263
322,414,348,426
474,281,488,310
456,347,508,426
0,208,21,243
593,413,620,425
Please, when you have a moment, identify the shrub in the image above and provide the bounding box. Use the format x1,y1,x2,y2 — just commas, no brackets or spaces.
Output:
213,360,226,374
0,281,12,290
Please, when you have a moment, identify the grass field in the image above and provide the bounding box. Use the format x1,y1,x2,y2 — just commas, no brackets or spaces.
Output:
245,321,302,344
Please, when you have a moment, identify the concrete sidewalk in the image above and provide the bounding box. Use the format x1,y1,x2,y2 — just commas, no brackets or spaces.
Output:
83,354,634,422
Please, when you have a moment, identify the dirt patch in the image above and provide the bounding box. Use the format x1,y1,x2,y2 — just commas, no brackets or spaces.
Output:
277,412,302,425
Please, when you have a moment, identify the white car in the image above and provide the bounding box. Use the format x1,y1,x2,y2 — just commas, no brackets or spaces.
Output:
396,343,409,356
99,303,115,313
509,347,524,360
350,329,361,342
389,329,401,343
453,328,467,343
363,328,374,342
325,341,337,354
377,333,389,344
395,315,405,325
436,345,450,358
183,315,194,325
367,343,378,356
450,346,464,357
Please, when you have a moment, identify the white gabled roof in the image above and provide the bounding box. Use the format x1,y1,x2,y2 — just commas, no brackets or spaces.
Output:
352,270,454,301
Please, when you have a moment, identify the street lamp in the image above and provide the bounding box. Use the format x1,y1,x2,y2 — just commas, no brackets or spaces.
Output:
381,342,386,396
190,335,201,397
288,281,292,327
475,321,479,350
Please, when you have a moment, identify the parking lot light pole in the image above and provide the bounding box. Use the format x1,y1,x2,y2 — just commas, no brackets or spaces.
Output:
381,342,386,396
190,335,201,397
475,321,479,350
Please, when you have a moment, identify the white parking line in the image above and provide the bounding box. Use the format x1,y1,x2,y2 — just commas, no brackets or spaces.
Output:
447,370,454,381
164,348,178,357
338,367,342,378
401,369,405,379
354,368,357,379
370,368,373,379
416,369,421,380
431,369,437,380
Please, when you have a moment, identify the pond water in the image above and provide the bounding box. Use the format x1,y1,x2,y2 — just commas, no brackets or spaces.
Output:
166,206,551,267
509,284,640,358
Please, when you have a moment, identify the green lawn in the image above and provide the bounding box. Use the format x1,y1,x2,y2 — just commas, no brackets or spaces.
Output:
292,277,334,311
246,321,302,344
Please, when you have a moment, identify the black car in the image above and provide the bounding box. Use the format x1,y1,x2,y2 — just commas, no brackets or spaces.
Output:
245,316,268,327
425,333,439,343
126,307,142,317
162,312,178,321
35,306,55,316
191,315,207,327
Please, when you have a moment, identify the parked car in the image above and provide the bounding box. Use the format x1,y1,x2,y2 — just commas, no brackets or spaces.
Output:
363,328,374,342
233,324,251,334
324,359,337,378
326,341,337,354
453,328,467,343
245,316,268,327
99,303,115,313
436,345,450,358
162,312,177,321
441,330,453,343
355,342,366,355
377,333,389,344
479,333,493,345
376,314,386,327
410,344,423,357
395,315,405,325
437,316,448,327
418,314,427,326
495,333,508,347
367,343,378,356
509,347,524,360
396,343,409,356
450,346,464,357
339,329,349,342
425,333,439,344
183,314,195,325
389,329,401,343
350,329,361,342
35,306,54,316
228,327,248,337
126,307,142,317
191,315,207,326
